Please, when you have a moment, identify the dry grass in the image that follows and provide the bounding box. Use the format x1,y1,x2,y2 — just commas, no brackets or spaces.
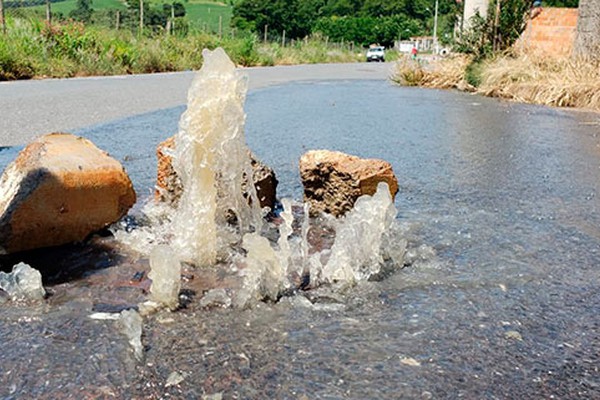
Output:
478,53,600,111
392,51,600,112
390,55,474,91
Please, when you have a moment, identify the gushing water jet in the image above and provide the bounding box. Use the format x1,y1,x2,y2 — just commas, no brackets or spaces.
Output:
170,47,262,267
117,48,405,308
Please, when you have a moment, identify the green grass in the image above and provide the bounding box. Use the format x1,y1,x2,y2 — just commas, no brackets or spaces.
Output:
26,0,231,32
31,0,127,15
184,0,231,32
0,18,361,81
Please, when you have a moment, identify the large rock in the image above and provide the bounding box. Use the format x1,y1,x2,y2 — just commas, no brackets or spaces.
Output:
0,133,136,254
155,136,278,210
299,150,398,217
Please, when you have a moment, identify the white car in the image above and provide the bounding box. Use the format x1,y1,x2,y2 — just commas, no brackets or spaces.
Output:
366,46,385,62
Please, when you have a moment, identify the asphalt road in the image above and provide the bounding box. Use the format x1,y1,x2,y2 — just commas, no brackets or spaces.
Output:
0,62,391,147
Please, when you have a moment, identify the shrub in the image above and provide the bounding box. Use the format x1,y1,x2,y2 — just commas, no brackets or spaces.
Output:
0,17,361,80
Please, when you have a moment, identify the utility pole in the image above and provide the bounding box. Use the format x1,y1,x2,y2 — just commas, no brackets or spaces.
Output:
282,30,285,47
433,0,439,54
263,24,268,43
0,0,6,34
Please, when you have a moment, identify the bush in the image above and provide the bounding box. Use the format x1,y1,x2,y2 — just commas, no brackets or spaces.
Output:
465,59,484,87
454,0,529,58
0,17,362,80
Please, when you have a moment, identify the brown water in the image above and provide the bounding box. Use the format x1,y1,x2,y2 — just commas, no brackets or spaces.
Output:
1,81,600,398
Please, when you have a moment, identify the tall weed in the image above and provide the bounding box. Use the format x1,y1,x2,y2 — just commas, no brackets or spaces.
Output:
391,51,600,112
0,18,363,80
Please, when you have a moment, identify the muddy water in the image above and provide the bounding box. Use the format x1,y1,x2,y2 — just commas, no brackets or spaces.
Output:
2,81,600,398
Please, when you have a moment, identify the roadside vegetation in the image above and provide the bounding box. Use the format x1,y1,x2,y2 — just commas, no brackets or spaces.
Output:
0,17,366,80
393,52,600,111
0,0,460,80
477,53,600,110
391,0,600,112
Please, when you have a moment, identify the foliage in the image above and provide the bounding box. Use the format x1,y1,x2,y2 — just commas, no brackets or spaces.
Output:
496,0,529,48
232,0,460,43
313,15,422,47
11,0,229,33
0,17,361,80
464,58,484,86
69,0,93,22
162,2,185,18
453,13,492,58
543,0,578,6
454,0,529,60
231,0,319,39
391,54,473,89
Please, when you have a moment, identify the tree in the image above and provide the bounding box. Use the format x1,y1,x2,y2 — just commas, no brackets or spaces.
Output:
313,15,422,46
544,0,578,6
573,0,600,59
232,0,460,42
322,0,362,16
0,0,6,34
69,0,93,22
162,2,186,18
361,0,406,17
233,0,318,39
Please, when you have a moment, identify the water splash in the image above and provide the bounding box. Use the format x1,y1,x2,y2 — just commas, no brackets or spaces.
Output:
148,245,181,310
321,181,398,285
171,47,262,266
118,309,144,361
116,48,406,308
0,262,46,301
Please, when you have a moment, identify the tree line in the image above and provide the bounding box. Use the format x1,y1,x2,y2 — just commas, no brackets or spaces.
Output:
232,0,461,47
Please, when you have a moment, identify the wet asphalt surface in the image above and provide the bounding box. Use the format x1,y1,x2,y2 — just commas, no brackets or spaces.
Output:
2,66,600,399
0,63,390,147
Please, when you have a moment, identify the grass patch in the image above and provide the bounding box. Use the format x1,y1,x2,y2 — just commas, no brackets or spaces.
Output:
0,18,362,80
25,0,231,31
477,54,600,110
391,55,473,90
464,58,484,87
184,0,231,32
30,0,127,15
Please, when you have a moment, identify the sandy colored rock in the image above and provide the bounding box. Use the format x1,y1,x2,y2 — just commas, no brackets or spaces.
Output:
156,136,182,204
0,133,136,254
155,136,278,210
299,149,398,217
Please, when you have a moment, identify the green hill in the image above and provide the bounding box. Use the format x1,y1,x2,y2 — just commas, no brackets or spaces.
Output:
184,0,231,33
31,0,126,14
27,0,231,32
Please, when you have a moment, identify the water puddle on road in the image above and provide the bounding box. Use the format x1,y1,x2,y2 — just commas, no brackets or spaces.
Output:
1,65,600,398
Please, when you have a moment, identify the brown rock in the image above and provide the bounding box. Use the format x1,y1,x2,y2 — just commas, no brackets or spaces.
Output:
155,136,181,204
155,136,278,210
299,150,398,217
0,133,136,254
247,151,278,210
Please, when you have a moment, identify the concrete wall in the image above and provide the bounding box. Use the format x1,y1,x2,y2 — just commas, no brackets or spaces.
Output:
573,0,600,57
517,7,579,57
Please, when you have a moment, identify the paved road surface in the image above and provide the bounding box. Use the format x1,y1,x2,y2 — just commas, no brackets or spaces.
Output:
0,63,391,147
